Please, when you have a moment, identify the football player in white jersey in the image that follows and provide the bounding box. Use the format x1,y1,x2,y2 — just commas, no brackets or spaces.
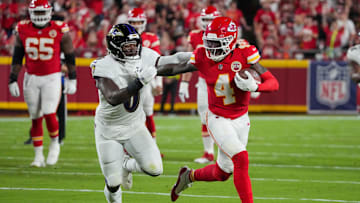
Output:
346,43,360,86
90,24,163,203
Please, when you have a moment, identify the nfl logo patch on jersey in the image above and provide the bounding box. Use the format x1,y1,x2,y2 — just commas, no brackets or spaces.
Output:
49,29,57,38
218,64,223,70
231,61,242,72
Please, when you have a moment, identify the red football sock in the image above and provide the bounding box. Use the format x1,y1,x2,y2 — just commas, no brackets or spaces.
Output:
146,115,156,138
201,124,209,137
232,151,253,203
44,113,59,138
31,117,44,147
194,163,231,181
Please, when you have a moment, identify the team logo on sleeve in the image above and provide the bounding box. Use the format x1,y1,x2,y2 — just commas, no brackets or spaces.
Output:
143,40,151,48
231,61,242,72
49,29,57,38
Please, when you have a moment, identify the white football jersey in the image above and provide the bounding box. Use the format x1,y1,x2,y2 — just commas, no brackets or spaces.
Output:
347,44,360,65
91,47,159,140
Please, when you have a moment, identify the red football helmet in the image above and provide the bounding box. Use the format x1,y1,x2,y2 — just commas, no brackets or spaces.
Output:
203,17,238,62
29,0,52,27
200,6,220,31
128,8,147,34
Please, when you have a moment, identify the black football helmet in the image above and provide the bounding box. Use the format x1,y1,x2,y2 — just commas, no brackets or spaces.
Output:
106,24,142,61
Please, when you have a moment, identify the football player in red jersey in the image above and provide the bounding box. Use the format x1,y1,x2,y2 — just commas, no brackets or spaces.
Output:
178,5,220,164
128,7,163,146
156,17,279,202
8,0,76,167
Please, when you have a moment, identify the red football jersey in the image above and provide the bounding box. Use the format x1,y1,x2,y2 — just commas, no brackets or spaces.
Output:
16,20,69,76
188,29,204,50
141,32,160,54
190,44,260,119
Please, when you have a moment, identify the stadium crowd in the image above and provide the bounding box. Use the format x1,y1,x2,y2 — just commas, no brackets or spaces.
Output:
1,0,360,60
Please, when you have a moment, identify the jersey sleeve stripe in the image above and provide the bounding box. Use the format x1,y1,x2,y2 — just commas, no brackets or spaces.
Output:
247,52,260,64
151,40,160,47
190,56,195,64
61,27,70,33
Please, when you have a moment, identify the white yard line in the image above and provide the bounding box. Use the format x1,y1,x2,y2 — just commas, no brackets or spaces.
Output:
0,168,359,185
1,115,360,122
0,187,359,202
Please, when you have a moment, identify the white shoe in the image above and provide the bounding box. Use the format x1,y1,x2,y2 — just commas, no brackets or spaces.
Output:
104,185,122,203
46,141,60,165
30,155,46,167
121,155,133,190
194,152,214,164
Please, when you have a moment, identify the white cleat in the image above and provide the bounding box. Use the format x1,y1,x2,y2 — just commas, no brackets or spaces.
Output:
121,155,133,190
194,152,214,164
46,141,60,165
30,156,46,167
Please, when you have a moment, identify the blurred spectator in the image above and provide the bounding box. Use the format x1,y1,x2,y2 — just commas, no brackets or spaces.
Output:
226,1,251,38
254,0,278,48
299,15,319,59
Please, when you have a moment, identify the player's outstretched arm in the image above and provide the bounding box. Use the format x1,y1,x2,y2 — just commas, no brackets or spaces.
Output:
156,52,197,76
252,63,279,92
95,77,143,106
8,34,24,97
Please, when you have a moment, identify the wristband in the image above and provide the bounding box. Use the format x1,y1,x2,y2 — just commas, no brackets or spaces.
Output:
9,73,18,84
127,78,143,94
68,71,77,80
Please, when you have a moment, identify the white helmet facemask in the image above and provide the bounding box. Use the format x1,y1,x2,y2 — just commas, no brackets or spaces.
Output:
29,6,52,27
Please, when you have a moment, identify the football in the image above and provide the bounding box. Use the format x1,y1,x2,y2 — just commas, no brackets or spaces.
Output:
238,68,261,84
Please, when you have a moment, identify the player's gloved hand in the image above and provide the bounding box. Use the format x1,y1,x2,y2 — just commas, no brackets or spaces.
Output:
178,81,189,102
8,82,20,97
250,92,261,99
234,71,258,92
63,78,77,94
136,66,157,85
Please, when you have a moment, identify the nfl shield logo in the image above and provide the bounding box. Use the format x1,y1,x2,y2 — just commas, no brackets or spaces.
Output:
316,61,350,109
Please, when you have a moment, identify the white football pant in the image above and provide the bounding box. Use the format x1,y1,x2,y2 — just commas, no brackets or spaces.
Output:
23,72,61,119
95,123,163,187
206,111,250,173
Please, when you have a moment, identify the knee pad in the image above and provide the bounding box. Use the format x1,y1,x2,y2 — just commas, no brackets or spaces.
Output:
106,173,122,187
142,162,163,177
214,163,231,181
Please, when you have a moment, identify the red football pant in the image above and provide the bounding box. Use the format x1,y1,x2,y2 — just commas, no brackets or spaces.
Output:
232,151,253,203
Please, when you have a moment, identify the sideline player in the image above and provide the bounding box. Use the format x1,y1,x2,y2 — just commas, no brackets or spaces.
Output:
156,17,279,202
8,0,76,167
178,5,220,164
128,8,163,144
91,24,166,202
346,42,360,86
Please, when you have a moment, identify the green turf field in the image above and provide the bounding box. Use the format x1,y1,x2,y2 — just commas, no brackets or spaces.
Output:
0,115,359,203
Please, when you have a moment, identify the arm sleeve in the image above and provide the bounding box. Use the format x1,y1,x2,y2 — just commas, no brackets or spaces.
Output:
257,71,279,92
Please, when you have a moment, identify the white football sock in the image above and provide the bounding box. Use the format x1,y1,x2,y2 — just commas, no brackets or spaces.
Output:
50,136,59,143
123,158,143,173
202,136,214,154
34,146,44,159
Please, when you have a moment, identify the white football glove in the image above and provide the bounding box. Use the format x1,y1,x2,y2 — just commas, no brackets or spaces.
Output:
136,66,157,85
8,82,20,97
234,71,258,92
250,92,261,99
63,78,77,94
178,81,189,102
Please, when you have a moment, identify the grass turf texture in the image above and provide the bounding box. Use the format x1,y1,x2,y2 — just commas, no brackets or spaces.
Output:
0,115,359,203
